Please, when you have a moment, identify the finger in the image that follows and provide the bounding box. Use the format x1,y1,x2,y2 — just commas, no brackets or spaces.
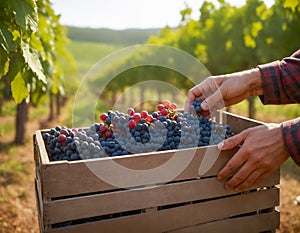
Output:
201,87,225,111
201,110,211,118
184,85,204,112
217,145,248,181
224,162,259,190
185,78,219,112
233,170,268,191
218,131,247,151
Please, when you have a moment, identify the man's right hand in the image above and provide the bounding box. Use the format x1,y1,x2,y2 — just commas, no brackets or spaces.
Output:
184,68,263,113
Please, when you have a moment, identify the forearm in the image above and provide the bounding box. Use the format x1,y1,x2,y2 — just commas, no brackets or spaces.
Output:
239,68,263,97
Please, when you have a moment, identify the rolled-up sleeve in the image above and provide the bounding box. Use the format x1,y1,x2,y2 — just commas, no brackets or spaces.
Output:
258,50,300,166
258,50,300,104
282,118,300,166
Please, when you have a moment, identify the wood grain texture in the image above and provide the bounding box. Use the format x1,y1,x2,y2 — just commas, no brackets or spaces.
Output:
44,170,279,224
169,211,280,233
45,188,279,233
38,147,240,199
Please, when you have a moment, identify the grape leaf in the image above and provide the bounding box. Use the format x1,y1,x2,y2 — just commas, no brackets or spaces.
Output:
0,45,9,77
21,41,47,84
283,0,299,12
11,71,29,104
10,0,38,32
0,26,17,52
5,52,24,83
251,22,262,38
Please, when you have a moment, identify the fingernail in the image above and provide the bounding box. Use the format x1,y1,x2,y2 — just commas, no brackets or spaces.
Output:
217,141,224,150
201,101,208,110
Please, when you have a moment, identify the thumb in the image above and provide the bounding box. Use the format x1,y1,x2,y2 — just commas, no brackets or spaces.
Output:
218,132,246,151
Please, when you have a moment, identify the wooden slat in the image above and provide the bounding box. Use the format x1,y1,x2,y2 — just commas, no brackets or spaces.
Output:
223,111,263,134
33,134,40,167
35,179,46,232
44,170,279,224
35,177,44,220
40,146,239,199
45,187,279,233
169,211,280,233
35,130,50,165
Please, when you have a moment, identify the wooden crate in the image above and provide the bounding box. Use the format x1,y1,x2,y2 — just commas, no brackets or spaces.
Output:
33,112,280,233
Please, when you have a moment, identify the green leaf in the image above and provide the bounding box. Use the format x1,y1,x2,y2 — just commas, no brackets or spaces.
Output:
11,0,38,32
0,26,17,52
21,41,47,84
251,22,262,38
244,34,256,48
11,71,29,104
283,0,299,12
0,45,9,77
6,52,24,83
30,33,44,53
30,79,47,106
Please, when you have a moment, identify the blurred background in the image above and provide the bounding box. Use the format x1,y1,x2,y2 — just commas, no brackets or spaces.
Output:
0,0,299,232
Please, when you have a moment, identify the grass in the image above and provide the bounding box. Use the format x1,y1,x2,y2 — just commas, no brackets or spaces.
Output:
67,41,123,75
281,158,300,181
29,102,49,121
1,101,16,116
230,97,300,123
0,159,25,185
0,141,30,187
0,100,49,137
0,120,14,135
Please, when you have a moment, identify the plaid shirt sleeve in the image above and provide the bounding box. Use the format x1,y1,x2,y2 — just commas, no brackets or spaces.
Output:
258,49,300,104
282,118,300,166
258,49,300,166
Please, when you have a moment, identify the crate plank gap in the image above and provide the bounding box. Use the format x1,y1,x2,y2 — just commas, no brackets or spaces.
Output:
33,111,280,233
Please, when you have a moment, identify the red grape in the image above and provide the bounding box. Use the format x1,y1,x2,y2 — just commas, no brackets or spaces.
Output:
127,108,135,116
157,104,164,111
58,134,66,142
60,129,69,136
128,119,136,129
160,108,168,116
162,100,170,108
147,115,154,123
72,128,78,134
100,113,108,122
141,110,148,119
105,130,113,138
133,113,141,123
99,124,107,133
170,103,177,110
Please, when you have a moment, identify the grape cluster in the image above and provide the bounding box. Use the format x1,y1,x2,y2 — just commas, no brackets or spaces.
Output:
190,97,203,115
43,100,233,162
43,126,79,161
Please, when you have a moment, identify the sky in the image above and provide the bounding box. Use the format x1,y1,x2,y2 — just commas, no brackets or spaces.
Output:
51,0,275,30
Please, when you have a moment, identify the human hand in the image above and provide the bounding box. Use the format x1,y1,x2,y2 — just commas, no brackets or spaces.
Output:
217,123,290,191
184,68,263,113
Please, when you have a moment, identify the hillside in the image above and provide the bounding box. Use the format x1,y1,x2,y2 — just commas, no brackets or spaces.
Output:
66,26,160,45
66,41,123,75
